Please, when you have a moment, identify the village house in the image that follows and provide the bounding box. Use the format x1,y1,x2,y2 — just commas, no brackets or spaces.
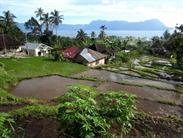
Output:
18,42,53,56
74,48,107,67
62,47,81,60
88,44,115,59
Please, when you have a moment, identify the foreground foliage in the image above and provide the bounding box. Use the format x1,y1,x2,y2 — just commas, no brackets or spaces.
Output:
58,85,136,137
11,105,58,119
0,113,14,138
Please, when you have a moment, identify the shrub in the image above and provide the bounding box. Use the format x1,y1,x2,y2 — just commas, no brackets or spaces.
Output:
115,51,129,63
97,92,136,134
0,113,15,138
58,85,136,137
58,85,110,137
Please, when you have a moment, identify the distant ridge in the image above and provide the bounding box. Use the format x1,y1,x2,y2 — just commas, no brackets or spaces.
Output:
17,19,167,32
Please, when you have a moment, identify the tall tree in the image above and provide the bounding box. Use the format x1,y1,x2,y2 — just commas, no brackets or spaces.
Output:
98,25,107,39
25,17,42,35
50,10,63,35
0,10,17,53
76,29,88,41
35,7,44,20
163,30,171,40
91,31,96,39
0,10,16,33
41,13,51,33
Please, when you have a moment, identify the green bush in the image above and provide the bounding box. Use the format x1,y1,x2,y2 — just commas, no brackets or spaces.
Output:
58,85,136,137
58,85,110,137
0,113,14,138
97,92,136,133
115,51,129,63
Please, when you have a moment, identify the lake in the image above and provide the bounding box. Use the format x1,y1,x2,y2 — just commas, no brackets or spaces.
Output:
57,30,171,38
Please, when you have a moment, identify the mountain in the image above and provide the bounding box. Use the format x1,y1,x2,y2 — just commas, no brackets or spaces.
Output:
17,19,167,32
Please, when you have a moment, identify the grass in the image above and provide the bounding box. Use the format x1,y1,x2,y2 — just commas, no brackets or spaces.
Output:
0,57,87,105
11,104,58,119
0,88,23,105
0,57,87,88
0,57,87,78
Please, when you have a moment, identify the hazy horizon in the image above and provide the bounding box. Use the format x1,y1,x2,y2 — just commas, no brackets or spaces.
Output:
0,0,183,28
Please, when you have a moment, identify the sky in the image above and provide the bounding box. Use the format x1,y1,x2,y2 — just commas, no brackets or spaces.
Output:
0,0,183,27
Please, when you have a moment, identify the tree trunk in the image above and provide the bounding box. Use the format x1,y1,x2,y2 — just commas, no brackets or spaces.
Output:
2,33,7,53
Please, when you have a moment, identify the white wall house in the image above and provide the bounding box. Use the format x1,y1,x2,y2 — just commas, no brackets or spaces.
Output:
18,43,53,56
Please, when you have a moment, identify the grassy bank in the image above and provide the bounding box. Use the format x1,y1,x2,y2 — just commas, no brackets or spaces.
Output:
0,57,87,88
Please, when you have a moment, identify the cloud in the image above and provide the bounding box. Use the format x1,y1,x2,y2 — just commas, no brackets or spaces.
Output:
0,0,183,27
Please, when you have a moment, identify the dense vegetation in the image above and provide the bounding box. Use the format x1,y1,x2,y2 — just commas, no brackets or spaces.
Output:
58,85,136,137
0,10,25,46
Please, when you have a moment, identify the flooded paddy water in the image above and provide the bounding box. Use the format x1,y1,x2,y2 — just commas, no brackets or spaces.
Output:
12,75,97,100
11,74,183,117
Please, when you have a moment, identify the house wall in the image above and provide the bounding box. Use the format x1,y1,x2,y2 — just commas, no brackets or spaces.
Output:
87,58,105,67
21,48,35,56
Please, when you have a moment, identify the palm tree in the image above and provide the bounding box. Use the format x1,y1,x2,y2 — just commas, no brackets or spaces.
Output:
0,10,16,33
35,7,44,20
98,25,107,39
40,13,50,33
100,25,107,31
25,17,42,34
50,10,63,35
76,29,88,41
0,10,16,53
91,31,96,39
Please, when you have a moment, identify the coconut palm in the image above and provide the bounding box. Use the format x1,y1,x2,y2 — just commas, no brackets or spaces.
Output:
0,10,16,53
76,29,88,41
0,10,16,33
50,9,63,35
91,31,96,39
40,13,50,33
35,7,44,20
98,25,107,39
100,25,107,31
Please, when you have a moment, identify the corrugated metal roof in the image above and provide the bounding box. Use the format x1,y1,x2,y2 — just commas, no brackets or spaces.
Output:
80,48,95,62
80,48,107,63
21,43,52,50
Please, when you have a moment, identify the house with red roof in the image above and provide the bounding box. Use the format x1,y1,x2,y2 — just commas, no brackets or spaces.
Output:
62,47,81,59
62,47,107,67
